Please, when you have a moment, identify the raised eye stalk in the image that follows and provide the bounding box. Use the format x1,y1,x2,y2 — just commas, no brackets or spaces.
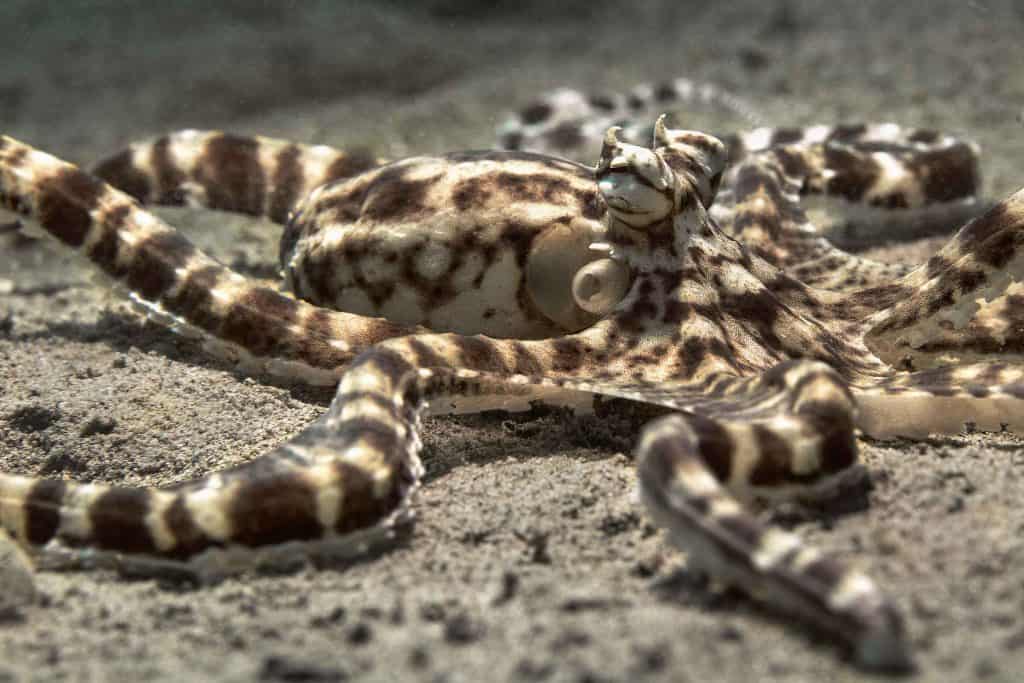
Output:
653,114,671,147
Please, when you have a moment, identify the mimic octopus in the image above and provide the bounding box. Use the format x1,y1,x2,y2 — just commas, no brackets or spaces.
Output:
0,82,1022,671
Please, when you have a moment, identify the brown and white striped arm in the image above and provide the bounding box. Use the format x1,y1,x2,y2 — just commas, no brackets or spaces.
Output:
92,130,384,223
0,134,414,385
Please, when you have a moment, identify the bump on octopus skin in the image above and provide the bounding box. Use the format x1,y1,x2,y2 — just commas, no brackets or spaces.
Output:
0,103,1021,674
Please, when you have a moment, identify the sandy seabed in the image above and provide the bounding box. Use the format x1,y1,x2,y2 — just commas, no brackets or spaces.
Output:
2,2,1024,681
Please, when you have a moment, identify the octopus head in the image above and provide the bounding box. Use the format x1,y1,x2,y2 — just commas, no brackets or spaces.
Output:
595,124,678,230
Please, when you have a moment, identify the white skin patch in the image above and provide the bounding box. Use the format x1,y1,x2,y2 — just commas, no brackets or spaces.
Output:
173,131,211,171
145,491,180,553
828,570,881,610
0,476,34,542
857,391,1024,438
337,396,397,424
339,370,392,395
131,140,158,185
184,483,234,543
873,123,903,140
804,125,833,144
676,464,721,499
306,464,342,529
724,425,762,490
790,546,823,572
708,496,743,518
742,127,775,152
772,416,822,476
752,527,803,570
57,483,105,540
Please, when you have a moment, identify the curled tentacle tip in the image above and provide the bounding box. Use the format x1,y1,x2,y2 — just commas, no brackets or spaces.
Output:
654,114,671,146
604,125,623,148
571,258,632,316
855,634,915,674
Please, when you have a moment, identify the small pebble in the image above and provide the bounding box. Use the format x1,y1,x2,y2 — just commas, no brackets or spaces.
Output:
0,531,36,613
444,613,484,644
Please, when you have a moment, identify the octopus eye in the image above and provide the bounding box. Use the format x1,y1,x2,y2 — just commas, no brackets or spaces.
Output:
596,126,676,229
571,258,632,316
598,168,674,228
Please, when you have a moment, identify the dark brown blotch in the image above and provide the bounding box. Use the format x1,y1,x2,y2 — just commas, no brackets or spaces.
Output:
907,128,941,144
229,465,322,546
451,178,492,212
334,460,405,534
150,136,187,205
690,415,734,483
158,264,222,332
769,127,805,146
715,513,764,549
322,148,379,185
588,94,616,111
164,494,215,557
499,219,540,268
85,203,132,273
24,478,66,546
89,486,158,553
361,165,435,222
575,188,605,220
195,134,266,215
499,131,524,150
92,148,153,202
453,336,508,373
550,338,586,372
800,556,847,590
36,167,106,247
653,82,677,102
125,230,200,301
218,288,304,357
822,144,878,204
349,348,416,383
975,222,1023,269
545,122,586,151
510,341,544,376
626,93,645,111
826,124,868,143
519,101,553,125
268,144,304,224
335,417,404,461
793,399,857,475
748,424,798,487
405,338,450,369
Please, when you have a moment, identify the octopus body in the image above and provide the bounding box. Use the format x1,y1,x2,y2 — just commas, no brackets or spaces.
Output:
0,92,1021,672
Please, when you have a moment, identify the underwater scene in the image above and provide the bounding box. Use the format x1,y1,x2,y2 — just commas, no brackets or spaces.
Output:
2,1,1024,681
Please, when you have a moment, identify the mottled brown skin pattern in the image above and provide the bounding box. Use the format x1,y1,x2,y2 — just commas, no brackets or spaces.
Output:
92,130,382,223
94,131,613,339
0,112,1020,673
279,150,608,337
